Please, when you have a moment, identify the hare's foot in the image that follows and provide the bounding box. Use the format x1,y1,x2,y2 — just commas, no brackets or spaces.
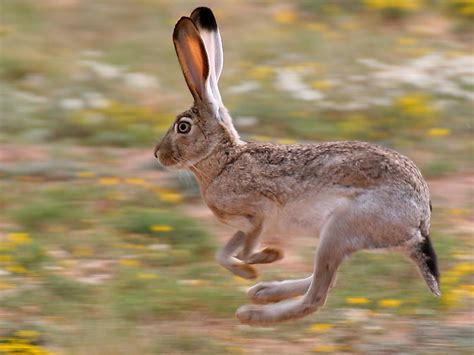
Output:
238,247,284,264
227,261,258,279
218,256,258,279
236,298,320,325
248,276,312,304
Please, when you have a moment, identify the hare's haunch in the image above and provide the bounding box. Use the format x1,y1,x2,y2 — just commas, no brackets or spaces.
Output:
155,7,440,325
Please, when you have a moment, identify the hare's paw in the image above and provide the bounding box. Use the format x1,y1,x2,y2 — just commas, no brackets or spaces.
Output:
236,304,269,325
236,299,319,325
246,247,284,264
222,261,258,279
234,263,258,280
247,281,285,304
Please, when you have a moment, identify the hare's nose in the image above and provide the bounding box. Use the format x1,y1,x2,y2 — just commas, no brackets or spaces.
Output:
153,142,161,158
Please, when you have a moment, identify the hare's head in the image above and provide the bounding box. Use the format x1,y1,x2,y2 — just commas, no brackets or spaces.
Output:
155,7,240,168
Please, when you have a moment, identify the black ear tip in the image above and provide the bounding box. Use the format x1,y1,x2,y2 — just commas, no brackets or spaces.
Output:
190,7,218,31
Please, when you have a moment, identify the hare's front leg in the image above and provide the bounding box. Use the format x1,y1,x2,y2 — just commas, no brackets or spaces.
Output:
215,231,258,279
216,219,283,279
236,221,283,265
236,210,354,325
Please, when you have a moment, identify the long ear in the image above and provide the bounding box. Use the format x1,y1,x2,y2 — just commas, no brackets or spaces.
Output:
173,17,210,102
190,7,223,104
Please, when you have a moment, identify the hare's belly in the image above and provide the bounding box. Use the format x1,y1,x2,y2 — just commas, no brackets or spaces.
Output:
264,194,350,237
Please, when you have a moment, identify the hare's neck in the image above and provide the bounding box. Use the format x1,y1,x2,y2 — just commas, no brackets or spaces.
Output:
190,137,239,191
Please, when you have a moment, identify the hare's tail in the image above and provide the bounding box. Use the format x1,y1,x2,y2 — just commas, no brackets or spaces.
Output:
409,232,441,296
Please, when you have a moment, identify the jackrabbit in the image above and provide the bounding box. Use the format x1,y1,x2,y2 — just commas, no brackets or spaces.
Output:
154,7,440,325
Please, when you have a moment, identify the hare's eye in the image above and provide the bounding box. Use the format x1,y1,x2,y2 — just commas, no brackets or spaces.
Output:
177,121,191,134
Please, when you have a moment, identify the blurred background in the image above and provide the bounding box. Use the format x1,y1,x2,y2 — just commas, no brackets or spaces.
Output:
0,0,473,353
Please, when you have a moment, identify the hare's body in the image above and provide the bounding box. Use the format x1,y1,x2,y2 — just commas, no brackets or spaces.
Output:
155,7,440,325
199,141,430,237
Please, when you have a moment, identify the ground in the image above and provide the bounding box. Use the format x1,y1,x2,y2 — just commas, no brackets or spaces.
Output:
0,144,472,354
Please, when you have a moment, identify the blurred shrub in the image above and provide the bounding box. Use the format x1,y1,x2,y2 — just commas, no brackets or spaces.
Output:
297,0,363,16
0,233,48,274
445,0,474,20
13,242,49,271
0,54,50,81
394,93,438,129
43,274,92,303
334,92,439,141
364,0,424,19
112,208,213,260
56,101,170,147
11,188,89,231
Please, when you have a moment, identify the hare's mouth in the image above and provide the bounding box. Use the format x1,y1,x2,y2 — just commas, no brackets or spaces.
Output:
157,154,187,170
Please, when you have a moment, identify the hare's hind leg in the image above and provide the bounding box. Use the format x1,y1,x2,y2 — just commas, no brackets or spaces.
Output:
248,274,337,304
248,276,312,304
236,208,356,325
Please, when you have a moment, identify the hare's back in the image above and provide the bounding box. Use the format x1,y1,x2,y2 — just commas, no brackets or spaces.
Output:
240,141,429,198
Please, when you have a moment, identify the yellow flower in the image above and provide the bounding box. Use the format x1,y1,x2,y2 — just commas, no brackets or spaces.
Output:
250,66,273,80
159,192,183,203
442,289,464,308
14,330,40,340
312,344,339,352
232,276,254,285
0,242,16,251
125,177,148,186
460,4,474,16
453,263,474,274
274,10,297,24
413,47,433,57
171,249,191,258
311,80,332,90
307,323,333,333
0,255,13,263
8,232,32,245
276,138,297,145
397,94,436,117
398,37,417,46
378,299,402,308
119,259,140,267
150,224,173,232
427,128,451,137
99,177,120,185
305,22,329,32
137,273,159,280
449,208,469,216
364,0,423,11
0,342,54,355
72,246,94,258
339,20,359,31
6,265,28,274
251,135,272,142
0,282,16,290
0,25,14,37
459,284,474,297
346,297,371,305
76,171,96,178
